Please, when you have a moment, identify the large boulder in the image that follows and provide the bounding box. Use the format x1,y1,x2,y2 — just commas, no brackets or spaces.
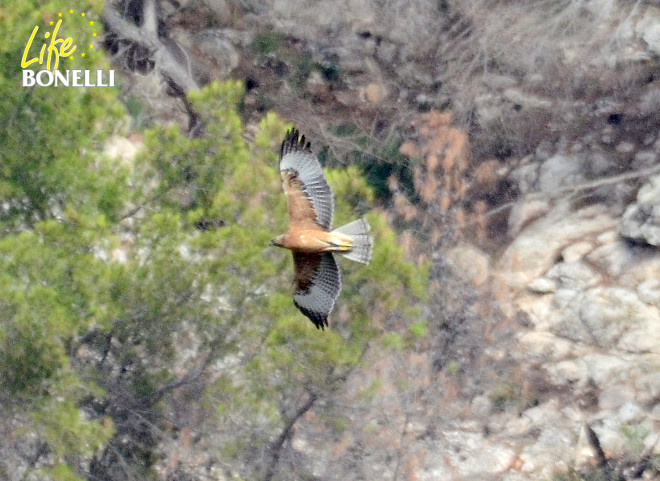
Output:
620,174,660,246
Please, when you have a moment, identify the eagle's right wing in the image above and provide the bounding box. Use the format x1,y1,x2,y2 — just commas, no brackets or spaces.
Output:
280,128,335,230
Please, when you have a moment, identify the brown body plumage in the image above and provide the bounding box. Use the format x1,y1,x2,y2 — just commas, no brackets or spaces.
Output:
271,229,353,253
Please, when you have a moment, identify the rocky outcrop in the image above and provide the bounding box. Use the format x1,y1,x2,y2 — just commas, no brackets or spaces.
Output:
499,201,619,291
621,174,660,246
287,189,660,481
494,194,660,478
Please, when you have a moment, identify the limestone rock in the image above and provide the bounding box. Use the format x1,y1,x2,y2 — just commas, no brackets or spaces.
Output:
561,241,594,263
633,150,658,169
510,160,539,194
598,386,635,410
483,74,518,90
635,372,660,404
508,199,550,237
499,201,618,290
375,39,397,64
470,395,492,418
637,279,660,307
362,82,386,103
445,244,490,287
545,261,601,290
202,0,231,23
538,154,584,193
547,353,632,388
586,236,636,277
104,135,142,166
193,31,240,75
517,331,577,361
636,7,660,56
552,287,659,352
517,401,575,477
527,277,558,294
620,174,660,246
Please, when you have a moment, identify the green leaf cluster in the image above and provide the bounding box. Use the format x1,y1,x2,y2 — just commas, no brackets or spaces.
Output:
1,1,123,228
1,2,124,479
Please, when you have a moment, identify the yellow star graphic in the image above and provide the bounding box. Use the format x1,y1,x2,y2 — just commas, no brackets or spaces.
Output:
93,33,97,37
89,21,94,25
58,12,62,16
69,9,74,14
81,12,85,16
81,52,86,57
90,44,94,49
49,21,54,25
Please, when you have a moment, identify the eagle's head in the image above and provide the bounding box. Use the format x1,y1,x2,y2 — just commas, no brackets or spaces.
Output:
269,234,285,248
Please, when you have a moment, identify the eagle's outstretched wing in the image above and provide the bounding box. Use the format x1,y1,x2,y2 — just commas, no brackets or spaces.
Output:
280,128,334,230
292,252,341,329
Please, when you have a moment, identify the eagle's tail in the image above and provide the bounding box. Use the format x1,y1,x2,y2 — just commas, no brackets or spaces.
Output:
333,218,373,264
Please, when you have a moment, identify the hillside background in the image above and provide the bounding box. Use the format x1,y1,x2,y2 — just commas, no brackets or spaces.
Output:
1,0,660,480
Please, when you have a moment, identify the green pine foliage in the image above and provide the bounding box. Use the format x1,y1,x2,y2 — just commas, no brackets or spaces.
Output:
1,4,428,479
1,2,124,480
1,0,124,228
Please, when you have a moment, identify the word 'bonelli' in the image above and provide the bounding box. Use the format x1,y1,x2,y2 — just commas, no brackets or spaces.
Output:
21,18,114,87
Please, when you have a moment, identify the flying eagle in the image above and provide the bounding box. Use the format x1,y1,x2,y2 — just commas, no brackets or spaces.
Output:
270,128,373,329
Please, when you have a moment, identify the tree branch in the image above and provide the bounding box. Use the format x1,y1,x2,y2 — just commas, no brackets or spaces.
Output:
585,424,608,468
141,0,158,37
102,2,198,94
467,163,660,226
102,5,159,50
264,392,318,481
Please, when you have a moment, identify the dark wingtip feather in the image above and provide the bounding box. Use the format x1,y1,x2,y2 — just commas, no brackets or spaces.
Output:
293,299,329,330
281,127,312,158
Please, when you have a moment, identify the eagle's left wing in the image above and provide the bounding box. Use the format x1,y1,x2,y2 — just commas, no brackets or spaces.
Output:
280,128,334,230
292,252,342,329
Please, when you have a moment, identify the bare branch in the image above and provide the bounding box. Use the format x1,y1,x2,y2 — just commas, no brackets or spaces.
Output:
102,2,199,94
102,6,159,51
142,0,158,37
470,163,660,226
585,423,608,468
264,392,318,481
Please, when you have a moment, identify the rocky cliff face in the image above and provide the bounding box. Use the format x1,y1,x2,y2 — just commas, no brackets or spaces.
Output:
495,186,660,479
282,192,660,480
103,0,660,479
